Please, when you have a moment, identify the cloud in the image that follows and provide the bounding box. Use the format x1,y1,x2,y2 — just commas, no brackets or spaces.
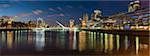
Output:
16,13,32,17
47,13,65,17
48,7,63,12
32,9,43,15
56,7,63,10
48,8,55,11
59,14,65,16
16,9,44,17
0,4,11,8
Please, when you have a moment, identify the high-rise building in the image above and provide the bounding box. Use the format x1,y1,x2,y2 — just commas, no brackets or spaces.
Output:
81,19,86,28
90,9,102,27
81,13,89,28
128,2,134,12
92,9,102,21
0,16,13,28
7,17,13,28
37,17,46,28
1,16,10,22
69,18,75,28
128,0,141,12
83,13,88,23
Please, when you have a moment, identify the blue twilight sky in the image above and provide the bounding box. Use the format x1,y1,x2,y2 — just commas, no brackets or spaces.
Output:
0,0,149,26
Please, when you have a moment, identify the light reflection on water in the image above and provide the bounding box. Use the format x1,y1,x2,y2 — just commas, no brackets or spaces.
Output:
7,31,13,49
79,31,86,52
35,31,45,51
0,30,149,55
125,35,128,50
116,34,120,51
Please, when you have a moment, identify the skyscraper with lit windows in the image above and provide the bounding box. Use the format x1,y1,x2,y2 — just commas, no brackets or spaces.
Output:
128,0,141,12
69,18,75,28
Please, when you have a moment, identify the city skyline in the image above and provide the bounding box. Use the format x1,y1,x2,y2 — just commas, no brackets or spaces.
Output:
0,0,149,26
0,0,149,56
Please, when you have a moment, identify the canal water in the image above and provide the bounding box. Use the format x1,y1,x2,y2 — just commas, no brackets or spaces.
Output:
0,30,149,56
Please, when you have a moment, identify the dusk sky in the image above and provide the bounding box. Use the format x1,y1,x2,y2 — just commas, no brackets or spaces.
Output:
0,0,149,26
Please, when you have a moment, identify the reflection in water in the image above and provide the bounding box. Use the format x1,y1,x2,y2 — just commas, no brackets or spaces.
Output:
88,32,91,49
89,32,95,50
104,33,108,53
7,31,13,49
100,33,104,51
93,32,96,50
90,32,94,49
0,30,148,55
58,31,64,49
35,31,45,51
14,31,17,45
116,34,120,51
79,31,86,51
27,31,34,45
135,36,139,54
69,31,73,49
59,31,66,49
108,34,113,52
18,31,23,46
125,35,129,50
1,31,6,46
73,30,77,50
